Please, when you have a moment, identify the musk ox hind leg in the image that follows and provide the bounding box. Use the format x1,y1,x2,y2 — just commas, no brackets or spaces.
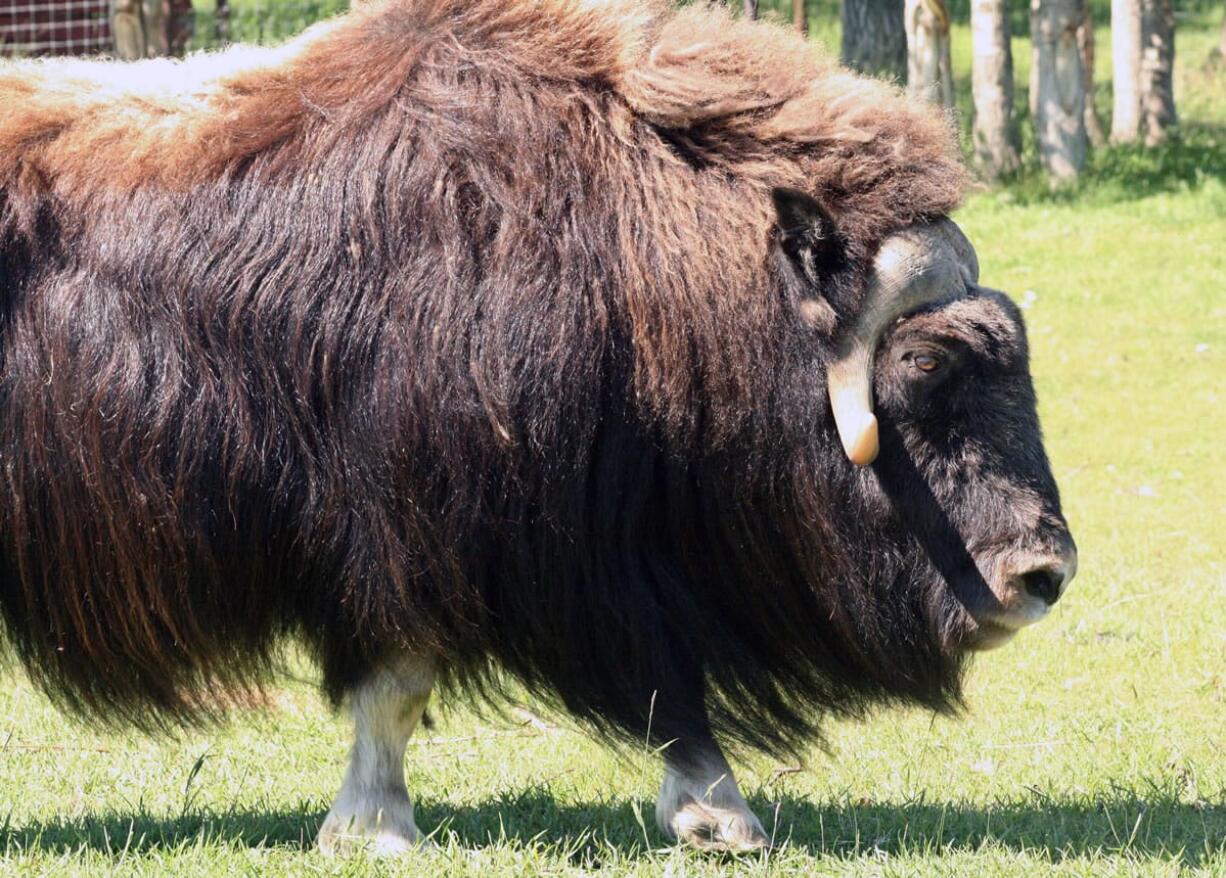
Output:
656,739,770,852
317,657,434,855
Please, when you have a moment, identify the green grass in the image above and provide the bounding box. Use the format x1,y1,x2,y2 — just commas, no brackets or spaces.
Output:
188,0,349,48
4,5,1225,878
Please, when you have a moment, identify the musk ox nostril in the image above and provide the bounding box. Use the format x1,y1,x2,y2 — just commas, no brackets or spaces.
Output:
1019,566,1065,605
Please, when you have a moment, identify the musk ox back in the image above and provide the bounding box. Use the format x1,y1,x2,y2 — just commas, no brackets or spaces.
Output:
0,0,1076,853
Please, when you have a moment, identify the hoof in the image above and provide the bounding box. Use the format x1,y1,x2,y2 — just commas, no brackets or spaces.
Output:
316,796,426,856
669,794,770,853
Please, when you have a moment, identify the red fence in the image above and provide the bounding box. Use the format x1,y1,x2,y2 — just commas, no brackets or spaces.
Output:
0,0,112,56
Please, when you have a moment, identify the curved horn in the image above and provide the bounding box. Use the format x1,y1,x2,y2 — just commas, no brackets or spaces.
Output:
828,218,978,466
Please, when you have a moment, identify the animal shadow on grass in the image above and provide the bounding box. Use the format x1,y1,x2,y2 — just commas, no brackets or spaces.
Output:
3,791,1222,865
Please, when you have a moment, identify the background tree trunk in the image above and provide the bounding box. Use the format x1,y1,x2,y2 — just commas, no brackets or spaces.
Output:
141,0,166,56
110,0,188,58
794,0,809,35
906,0,954,107
1079,0,1107,146
166,0,195,54
744,0,759,20
1139,0,1176,144
1111,0,1143,141
216,0,231,44
111,0,147,59
1220,0,1226,57
842,0,907,81
971,0,1021,180
1031,0,1087,182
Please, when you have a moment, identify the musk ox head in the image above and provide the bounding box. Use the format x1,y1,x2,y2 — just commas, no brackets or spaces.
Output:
771,188,1077,655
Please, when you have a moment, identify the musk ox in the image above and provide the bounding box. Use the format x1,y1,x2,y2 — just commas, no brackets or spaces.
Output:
0,0,1077,854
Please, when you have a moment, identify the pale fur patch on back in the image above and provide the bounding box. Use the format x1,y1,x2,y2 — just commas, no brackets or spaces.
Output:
0,17,357,192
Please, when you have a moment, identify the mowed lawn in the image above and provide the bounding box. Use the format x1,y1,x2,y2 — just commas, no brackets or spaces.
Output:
3,9,1225,878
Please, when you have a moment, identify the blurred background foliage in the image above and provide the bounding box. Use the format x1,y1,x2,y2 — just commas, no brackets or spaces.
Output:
184,0,1224,203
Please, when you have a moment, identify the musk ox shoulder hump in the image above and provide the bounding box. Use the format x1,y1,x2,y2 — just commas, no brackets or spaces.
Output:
0,0,964,237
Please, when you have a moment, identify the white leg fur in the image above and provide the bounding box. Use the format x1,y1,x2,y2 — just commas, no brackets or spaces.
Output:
656,743,769,852
317,658,434,855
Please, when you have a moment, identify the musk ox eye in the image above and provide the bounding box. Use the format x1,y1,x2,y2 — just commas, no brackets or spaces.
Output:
913,353,942,373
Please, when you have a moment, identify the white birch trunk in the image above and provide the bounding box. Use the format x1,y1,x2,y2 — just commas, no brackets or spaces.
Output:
1031,0,1087,182
1220,0,1226,58
142,0,167,57
1111,0,1143,141
971,0,1021,180
906,0,954,108
111,0,147,60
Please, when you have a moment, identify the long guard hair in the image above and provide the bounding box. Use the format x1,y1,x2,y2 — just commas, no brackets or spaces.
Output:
0,0,967,756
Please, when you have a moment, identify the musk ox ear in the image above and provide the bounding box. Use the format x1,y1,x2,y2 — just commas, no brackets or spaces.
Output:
771,187,842,329
772,187,838,262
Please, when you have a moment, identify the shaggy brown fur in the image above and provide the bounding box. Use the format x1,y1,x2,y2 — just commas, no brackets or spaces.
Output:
1,0,964,440
0,0,1006,757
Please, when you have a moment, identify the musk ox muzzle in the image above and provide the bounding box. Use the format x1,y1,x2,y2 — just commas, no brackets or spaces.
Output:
965,540,1078,650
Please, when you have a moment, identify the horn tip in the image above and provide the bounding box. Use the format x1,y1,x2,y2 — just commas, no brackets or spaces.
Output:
845,413,879,466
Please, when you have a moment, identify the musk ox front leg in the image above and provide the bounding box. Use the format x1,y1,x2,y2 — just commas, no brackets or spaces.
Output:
317,658,434,855
656,739,769,852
